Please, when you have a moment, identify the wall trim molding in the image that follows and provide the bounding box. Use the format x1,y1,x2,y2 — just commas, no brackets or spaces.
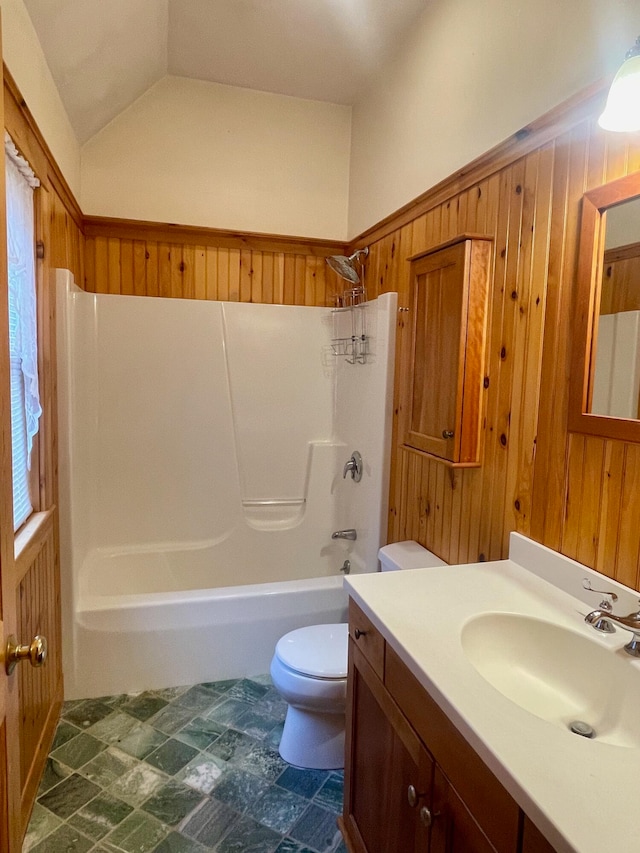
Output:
348,79,611,252
83,216,347,256
3,65,83,229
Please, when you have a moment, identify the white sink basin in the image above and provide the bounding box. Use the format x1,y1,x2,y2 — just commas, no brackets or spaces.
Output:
461,612,640,747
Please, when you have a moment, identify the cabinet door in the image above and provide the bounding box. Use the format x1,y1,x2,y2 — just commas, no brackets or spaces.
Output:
430,766,498,853
343,643,433,853
406,242,467,462
403,235,490,465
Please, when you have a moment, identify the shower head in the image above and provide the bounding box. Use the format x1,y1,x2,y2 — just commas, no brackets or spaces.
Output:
326,247,369,283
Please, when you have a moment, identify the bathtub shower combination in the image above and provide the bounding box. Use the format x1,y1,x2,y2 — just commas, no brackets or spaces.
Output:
56,271,397,698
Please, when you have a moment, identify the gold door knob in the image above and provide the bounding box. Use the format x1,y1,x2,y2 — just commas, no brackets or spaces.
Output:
5,634,47,676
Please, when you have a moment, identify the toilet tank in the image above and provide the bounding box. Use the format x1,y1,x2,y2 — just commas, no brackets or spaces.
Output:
378,540,447,572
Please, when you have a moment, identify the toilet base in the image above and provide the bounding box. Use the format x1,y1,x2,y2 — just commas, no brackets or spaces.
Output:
278,705,345,770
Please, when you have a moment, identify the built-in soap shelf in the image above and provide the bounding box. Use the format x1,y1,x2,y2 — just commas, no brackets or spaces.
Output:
241,498,306,531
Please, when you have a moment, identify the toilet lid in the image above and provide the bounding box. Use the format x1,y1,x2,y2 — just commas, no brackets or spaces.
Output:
275,623,348,678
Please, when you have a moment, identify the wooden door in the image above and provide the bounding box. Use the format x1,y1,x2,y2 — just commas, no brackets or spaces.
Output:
406,242,468,462
0,16,24,848
343,642,433,853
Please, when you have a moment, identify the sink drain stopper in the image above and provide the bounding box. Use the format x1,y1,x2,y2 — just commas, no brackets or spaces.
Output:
569,720,595,738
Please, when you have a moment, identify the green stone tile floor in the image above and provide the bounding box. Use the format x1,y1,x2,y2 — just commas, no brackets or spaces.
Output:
23,677,348,853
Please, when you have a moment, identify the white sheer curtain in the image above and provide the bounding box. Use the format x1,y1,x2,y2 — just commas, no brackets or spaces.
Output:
5,132,41,529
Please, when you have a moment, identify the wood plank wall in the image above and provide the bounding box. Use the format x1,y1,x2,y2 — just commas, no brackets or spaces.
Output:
84,219,345,306
359,117,640,590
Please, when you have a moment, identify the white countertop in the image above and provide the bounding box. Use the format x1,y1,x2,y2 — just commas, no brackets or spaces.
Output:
344,533,640,853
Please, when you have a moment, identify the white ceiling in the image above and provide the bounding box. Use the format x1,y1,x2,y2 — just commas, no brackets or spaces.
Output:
24,0,426,144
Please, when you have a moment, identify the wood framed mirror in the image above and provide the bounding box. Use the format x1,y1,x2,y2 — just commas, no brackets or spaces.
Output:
569,169,640,440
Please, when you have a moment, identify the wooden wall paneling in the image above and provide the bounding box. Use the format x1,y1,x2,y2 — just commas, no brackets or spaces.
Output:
500,149,546,552
531,126,589,551
447,468,463,563
227,249,240,302
239,249,252,302
120,239,133,296
317,255,328,307
182,245,196,299
303,255,314,306
464,175,501,563
133,241,147,297
561,433,586,562
293,255,305,305
475,168,514,561
261,252,274,304
603,125,630,185
487,159,528,561
628,136,640,175
214,249,231,302
157,243,171,298
107,237,121,295
169,244,183,298
84,236,96,292
93,236,108,295
201,247,213,300
145,243,159,298
282,254,295,305
576,437,606,568
614,444,640,588
250,252,263,304
595,441,625,577
510,145,555,546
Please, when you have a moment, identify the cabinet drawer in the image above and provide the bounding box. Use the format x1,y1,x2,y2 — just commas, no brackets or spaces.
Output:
385,645,520,853
349,600,385,678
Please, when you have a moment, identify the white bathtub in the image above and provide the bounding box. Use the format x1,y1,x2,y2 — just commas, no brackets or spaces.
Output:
71,554,349,699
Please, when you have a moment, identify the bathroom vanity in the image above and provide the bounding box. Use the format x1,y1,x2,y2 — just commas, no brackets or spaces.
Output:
340,534,640,853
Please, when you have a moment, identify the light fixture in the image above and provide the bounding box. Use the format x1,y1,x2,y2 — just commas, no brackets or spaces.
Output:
598,36,640,132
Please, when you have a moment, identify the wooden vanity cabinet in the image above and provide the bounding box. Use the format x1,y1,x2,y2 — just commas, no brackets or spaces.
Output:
341,601,551,853
403,235,491,466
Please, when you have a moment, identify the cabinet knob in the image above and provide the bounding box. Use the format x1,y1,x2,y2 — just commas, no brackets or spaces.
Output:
354,628,367,640
419,805,433,827
442,430,454,439
407,784,427,808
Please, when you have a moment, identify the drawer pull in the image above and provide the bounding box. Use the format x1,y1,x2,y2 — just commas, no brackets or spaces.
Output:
354,628,367,639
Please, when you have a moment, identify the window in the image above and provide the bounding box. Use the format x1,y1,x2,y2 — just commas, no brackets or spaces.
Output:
5,133,41,530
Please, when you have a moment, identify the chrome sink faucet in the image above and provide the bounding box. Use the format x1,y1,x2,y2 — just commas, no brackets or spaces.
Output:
584,579,640,656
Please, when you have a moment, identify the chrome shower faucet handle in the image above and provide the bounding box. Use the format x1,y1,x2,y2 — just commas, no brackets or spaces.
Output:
343,451,363,482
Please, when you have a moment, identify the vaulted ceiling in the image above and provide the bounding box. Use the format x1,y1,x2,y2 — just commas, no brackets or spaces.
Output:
24,0,426,144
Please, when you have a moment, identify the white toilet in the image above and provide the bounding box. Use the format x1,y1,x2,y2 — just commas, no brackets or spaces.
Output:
270,541,447,769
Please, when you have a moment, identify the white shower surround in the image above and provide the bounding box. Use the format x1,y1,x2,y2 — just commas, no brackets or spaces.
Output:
56,271,397,697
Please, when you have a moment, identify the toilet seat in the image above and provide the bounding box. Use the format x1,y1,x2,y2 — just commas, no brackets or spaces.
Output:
275,623,348,679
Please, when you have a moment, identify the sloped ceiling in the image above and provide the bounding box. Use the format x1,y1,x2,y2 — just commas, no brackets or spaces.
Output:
24,0,426,144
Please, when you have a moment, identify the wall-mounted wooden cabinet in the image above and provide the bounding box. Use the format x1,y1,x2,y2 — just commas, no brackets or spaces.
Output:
403,235,491,466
